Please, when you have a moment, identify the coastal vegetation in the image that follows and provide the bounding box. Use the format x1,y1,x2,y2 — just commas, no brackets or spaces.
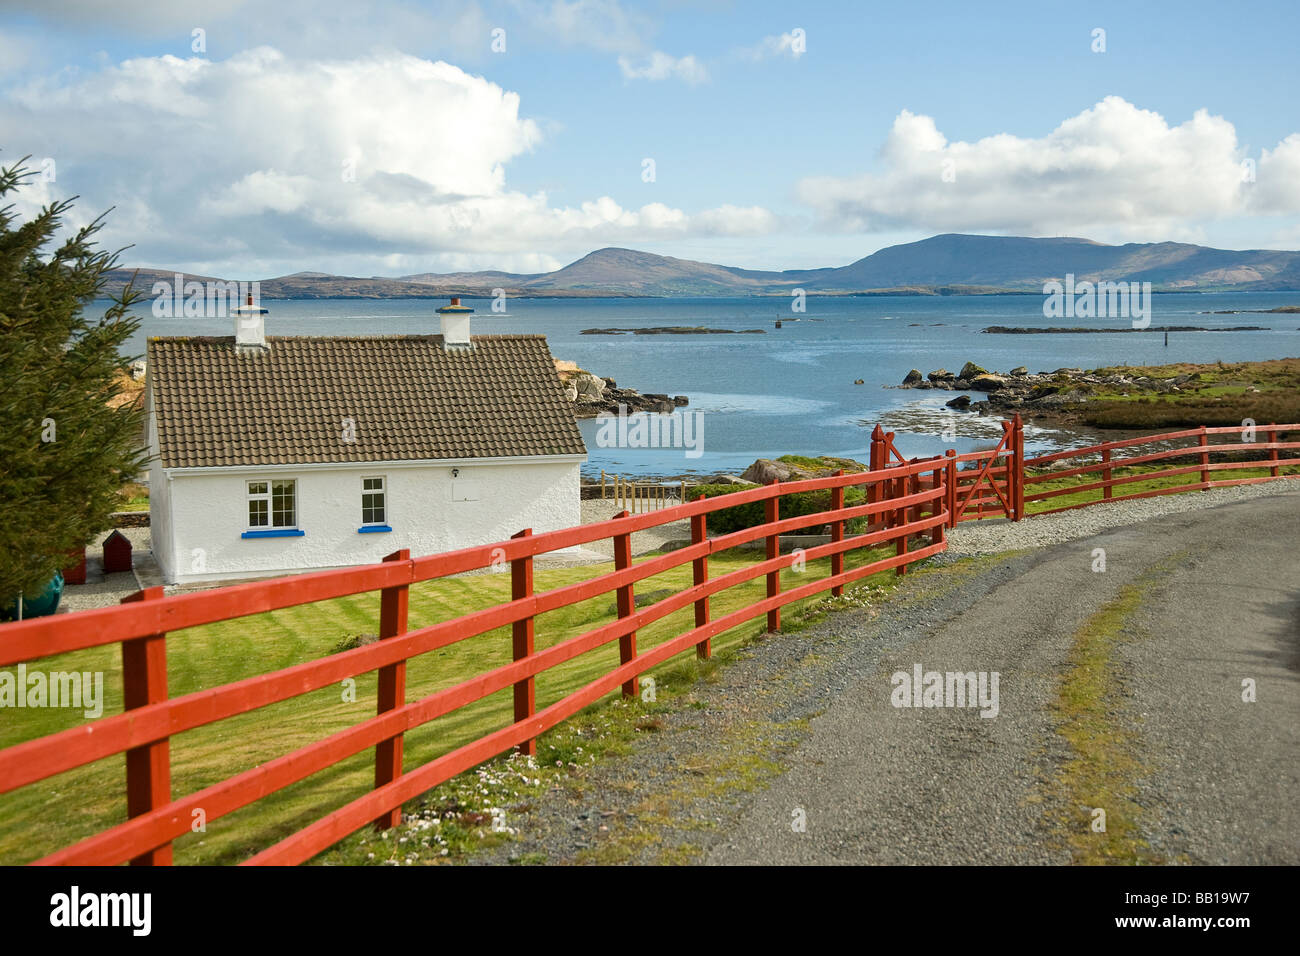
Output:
1075,358,1300,428
908,356,1300,429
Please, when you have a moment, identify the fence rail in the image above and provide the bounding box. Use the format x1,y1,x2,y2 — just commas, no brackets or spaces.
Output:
1023,423,1300,514
2,417,1296,866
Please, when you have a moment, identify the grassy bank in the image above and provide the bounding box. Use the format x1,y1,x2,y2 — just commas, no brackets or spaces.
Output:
1075,357,1300,428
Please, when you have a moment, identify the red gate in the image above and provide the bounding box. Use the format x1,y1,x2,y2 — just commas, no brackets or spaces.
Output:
946,414,1024,522
869,416,1023,525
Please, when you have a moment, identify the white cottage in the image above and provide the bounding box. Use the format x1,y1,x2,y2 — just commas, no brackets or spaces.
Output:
144,298,586,585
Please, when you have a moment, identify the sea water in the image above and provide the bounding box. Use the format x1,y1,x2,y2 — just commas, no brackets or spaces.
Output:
119,292,1300,477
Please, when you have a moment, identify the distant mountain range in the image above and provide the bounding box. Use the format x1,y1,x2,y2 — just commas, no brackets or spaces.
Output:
102,234,1300,300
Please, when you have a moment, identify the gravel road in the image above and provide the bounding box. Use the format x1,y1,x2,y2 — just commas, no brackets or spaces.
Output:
708,488,1300,864
474,485,1299,865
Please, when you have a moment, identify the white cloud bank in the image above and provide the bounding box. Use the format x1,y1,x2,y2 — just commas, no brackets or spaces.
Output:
1,48,769,273
798,97,1300,240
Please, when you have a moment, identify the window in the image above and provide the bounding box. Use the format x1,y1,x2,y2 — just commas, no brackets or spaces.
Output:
248,481,269,527
361,476,386,525
248,479,297,529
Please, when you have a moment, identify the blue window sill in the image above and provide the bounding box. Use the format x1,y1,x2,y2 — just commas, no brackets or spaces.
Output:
241,529,305,539
358,525,392,534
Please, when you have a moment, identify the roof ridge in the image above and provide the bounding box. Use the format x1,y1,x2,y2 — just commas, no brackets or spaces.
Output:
148,333,549,343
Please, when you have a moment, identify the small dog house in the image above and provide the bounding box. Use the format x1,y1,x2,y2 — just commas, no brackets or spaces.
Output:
102,530,133,573
62,547,87,585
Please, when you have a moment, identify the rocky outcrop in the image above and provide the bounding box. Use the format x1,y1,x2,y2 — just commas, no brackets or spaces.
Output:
555,360,688,419
902,369,923,385
899,362,1205,421
740,459,810,484
969,373,1008,391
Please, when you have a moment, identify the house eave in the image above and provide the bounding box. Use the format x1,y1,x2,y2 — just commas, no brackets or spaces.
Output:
160,452,588,477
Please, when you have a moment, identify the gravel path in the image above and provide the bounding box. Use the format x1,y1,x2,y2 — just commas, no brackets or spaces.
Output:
470,487,1299,865
947,479,1300,555
708,490,1300,864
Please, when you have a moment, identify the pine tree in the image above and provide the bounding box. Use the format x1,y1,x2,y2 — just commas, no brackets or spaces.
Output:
0,158,148,606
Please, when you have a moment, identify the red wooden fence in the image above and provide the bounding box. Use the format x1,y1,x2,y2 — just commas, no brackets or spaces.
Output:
2,418,1296,866
1023,423,1300,514
0,456,946,867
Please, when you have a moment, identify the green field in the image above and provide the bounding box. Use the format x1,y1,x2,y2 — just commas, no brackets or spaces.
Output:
0,540,915,866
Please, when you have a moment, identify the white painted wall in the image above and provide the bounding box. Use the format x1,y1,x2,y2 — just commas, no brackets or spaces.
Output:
144,385,176,578
157,458,583,585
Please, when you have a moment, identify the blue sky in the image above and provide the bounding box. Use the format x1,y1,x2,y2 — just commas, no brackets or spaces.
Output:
2,0,1298,277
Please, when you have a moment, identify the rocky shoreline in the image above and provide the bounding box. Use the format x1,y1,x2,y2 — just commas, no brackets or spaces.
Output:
896,361,1202,422
555,360,689,419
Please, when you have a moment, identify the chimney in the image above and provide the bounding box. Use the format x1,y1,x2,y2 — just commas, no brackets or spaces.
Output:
436,295,474,350
234,291,269,352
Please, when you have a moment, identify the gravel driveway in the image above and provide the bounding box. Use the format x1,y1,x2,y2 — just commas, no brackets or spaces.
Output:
473,484,1300,865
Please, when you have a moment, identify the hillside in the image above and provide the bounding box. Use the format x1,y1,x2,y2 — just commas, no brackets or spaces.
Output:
102,234,1300,299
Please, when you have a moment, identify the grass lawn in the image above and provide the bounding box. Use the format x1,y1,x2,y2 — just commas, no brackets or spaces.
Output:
0,539,917,865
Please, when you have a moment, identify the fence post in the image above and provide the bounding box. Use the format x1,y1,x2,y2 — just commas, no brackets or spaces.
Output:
1102,448,1113,500
930,463,946,548
374,548,410,831
613,511,638,697
830,470,845,597
601,470,607,500
869,425,886,528
1268,424,1279,478
1199,426,1210,487
120,586,172,865
691,495,711,658
766,481,781,632
510,530,536,755
945,449,957,528
890,433,904,531
1008,411,1019,515
895,470,910,577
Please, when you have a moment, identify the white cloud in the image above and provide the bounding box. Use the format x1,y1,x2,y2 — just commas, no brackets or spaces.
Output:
741,30,806,61
617,51,709,84
1,48,767,273
797,96,1300,240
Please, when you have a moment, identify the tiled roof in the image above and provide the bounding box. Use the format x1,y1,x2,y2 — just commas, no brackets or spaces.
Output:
146,335,587,468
